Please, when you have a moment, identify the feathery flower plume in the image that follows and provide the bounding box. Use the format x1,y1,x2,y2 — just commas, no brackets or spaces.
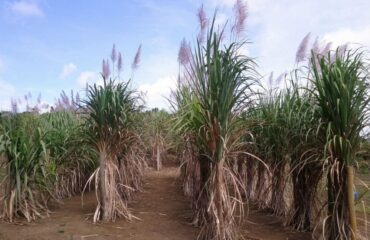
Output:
70,90,74,106
61,90,70,107
10,98,18,114
102,59,106,77
321,42,332,55
268,72,274,87
75,92,80,105
197,5,207,43
296,33,311,63
117,52,123,73
132,45,142,71
24,92,32,111
106,60,111,77
85,82,89,97
56,98,61,106
111,44,117,63
312,37,321,54
337,43,348,58
233,0,248,36
178,38,191,65
37,93,42,104
275,72,286,85
102,59,111,79
176,75,181,87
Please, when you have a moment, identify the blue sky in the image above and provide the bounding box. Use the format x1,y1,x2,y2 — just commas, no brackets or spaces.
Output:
1,0,370,110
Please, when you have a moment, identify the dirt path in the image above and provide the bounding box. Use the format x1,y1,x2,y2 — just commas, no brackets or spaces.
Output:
0,168,198,240
0,168,311,240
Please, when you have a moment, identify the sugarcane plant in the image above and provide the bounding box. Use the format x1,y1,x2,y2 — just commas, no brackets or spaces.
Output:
140,109,171,171
281,83,323,231
309,48,370,240
40,111,97,199
245,36,356,236
0,113,56,222
174,6,258,238
83,45,145,222
172,83,203,215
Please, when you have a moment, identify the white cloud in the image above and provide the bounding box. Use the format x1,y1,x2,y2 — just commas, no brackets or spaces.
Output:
192,0,370,87
9,0,44,18
139,76,177,109
241,0,370,82
59,63,77,79
134,47,179,109
0,80,16,111
76,71,100,88
323,27,370,48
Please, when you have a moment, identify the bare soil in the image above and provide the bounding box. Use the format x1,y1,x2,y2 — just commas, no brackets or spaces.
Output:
0,168,312,240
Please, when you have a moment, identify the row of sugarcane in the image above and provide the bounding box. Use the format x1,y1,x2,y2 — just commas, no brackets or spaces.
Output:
0,110,96,222
242,41,370,240
173,3,370,240
0,46,148,223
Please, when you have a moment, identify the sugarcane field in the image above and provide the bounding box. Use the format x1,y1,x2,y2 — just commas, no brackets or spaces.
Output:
1,0,370,239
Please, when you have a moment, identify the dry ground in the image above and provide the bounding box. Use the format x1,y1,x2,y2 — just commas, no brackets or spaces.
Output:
0,168,312,240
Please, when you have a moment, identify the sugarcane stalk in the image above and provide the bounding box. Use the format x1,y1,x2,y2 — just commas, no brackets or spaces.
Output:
347,165,357,240
156,141,161,171
99,147,107,221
